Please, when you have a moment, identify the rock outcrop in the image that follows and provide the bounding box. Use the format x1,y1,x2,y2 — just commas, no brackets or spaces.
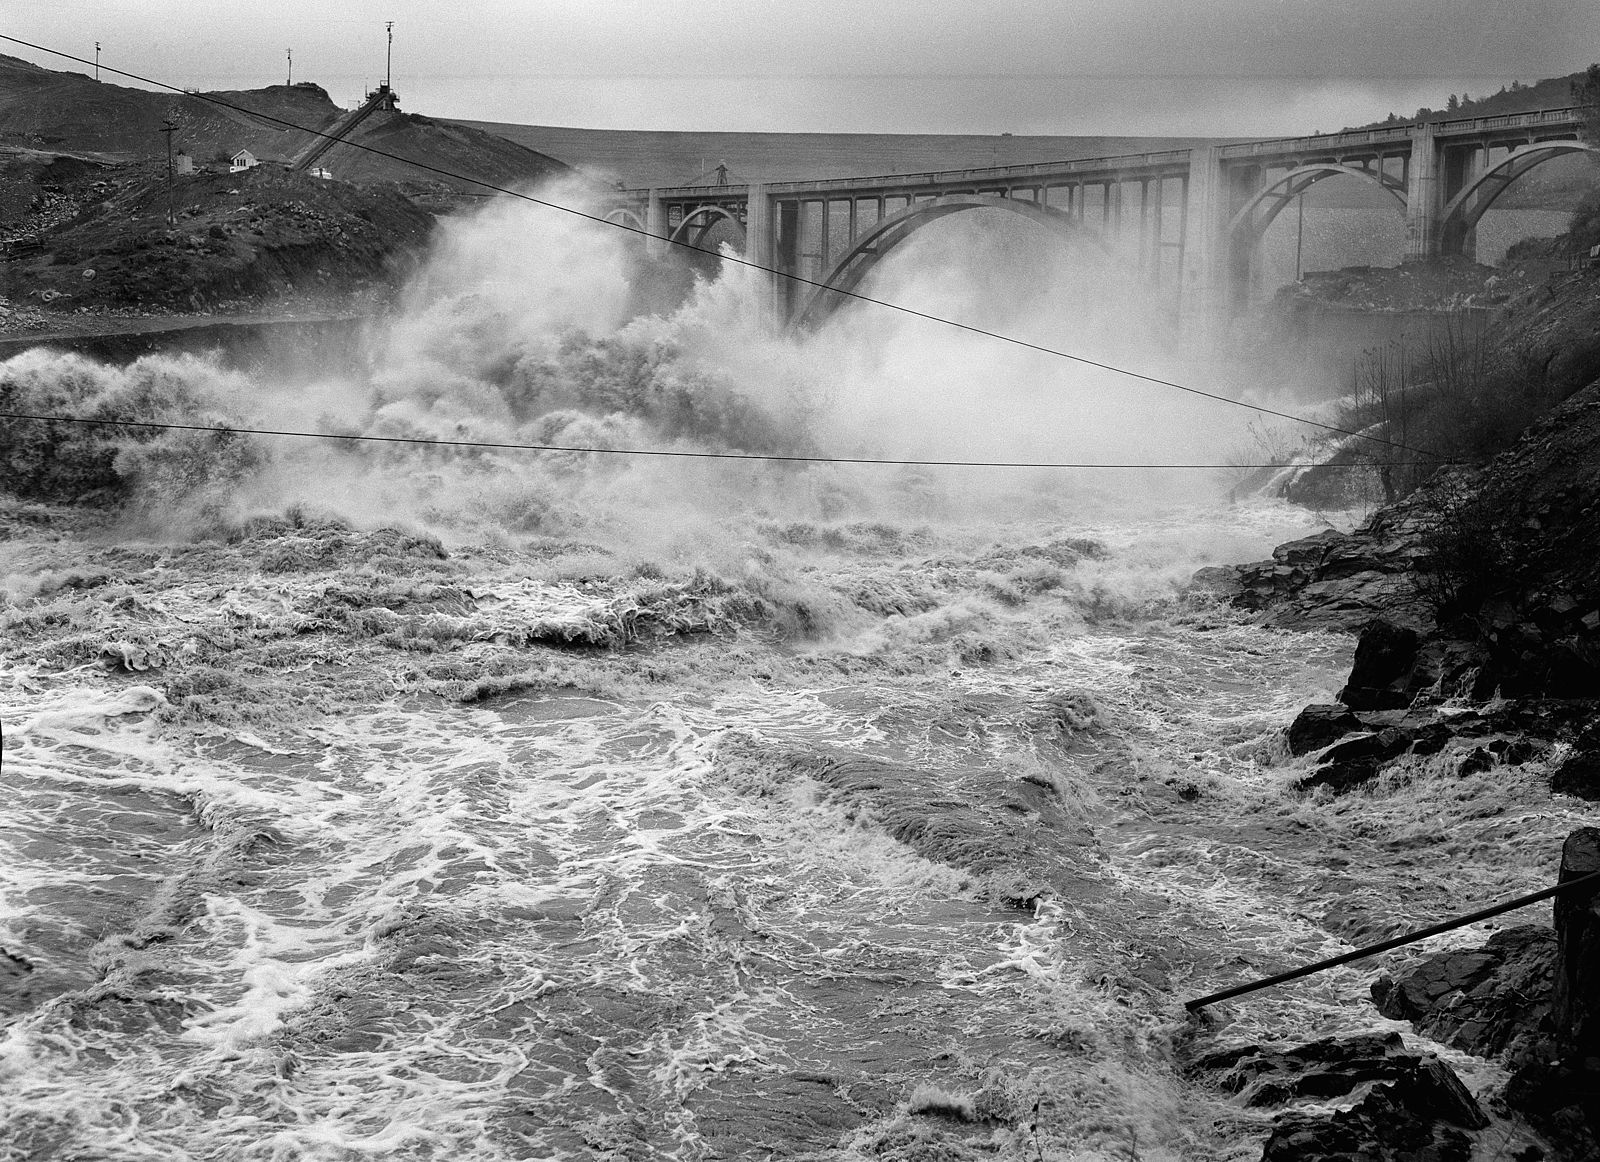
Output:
1196,291,1600,1156
1191,507,1435,633
1189,1032,1487,1162
1197,379,1600,804
1362,831,1600,1160
1372,925,1558,1061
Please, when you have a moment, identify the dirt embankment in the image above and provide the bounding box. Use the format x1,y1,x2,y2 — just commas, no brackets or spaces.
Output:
0,52,578,327
2,158,435,316
0,53,569,191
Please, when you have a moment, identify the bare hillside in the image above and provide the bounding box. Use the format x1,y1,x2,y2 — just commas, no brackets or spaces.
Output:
0,54,569,192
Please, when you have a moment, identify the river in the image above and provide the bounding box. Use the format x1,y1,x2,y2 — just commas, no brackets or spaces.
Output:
2,193,1589,1160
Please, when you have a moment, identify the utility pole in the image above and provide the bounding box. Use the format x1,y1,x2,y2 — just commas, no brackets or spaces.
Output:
286,48,292,86
385,22,394,90
161,120,176,228
94,41,100,81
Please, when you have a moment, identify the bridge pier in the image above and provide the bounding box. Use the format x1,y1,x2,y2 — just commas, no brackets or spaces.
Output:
744,184,778,322
1403,124,1440,261
1178,146,1228,349
1440,142,1486,260
646,189,667,259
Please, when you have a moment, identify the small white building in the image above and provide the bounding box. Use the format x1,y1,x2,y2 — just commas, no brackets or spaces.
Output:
174,151,194,176
228,149,259,173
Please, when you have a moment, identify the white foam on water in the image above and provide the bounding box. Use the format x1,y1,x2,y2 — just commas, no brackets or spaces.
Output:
4,492,1574,1159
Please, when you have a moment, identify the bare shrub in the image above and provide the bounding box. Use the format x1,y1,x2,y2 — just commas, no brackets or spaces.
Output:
1340,311,1565,499
1411,473,1527,622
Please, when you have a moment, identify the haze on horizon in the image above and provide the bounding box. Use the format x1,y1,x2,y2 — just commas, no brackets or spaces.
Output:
7,0,1599,138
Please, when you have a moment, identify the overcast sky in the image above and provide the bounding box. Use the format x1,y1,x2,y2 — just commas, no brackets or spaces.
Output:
7,0,1598,136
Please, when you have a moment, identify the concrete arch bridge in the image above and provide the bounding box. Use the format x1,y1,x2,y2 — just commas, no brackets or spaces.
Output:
613,107,1593,336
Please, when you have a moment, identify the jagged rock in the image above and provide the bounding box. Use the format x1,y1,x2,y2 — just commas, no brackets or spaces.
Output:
1371,926,1558,1061
1503,1061,1599,1162
1191,505,1435,632
1195,1032,1408,1105
1286,703,1364,756
1409,636,1496,702
1408,719,1458,755
1262,1061,1482,1162
1457,736,1549,778
1192,1032,1487,1162
1297,727,1412,793
1339,620,1422,710
1549,746,1600,800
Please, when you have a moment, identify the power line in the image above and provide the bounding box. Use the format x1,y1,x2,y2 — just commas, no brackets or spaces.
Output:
0,410,1441,470
0,34,1443,461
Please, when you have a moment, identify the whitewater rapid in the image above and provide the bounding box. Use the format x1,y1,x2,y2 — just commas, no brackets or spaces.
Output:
5,492,1587,1161
4,193,1589,1160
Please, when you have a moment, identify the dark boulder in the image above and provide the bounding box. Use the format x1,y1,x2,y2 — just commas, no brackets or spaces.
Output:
1195,1032,1416,1106
1297,727,1412,793
1503,1061,1599,1162
1187,509,1435,633
1339,620,1422,710
1408,719,1458,755
1478,594,1600,700
1371,925,1558,1062
1262,1059,1483,1162
1550,747,1600,800
1286,703,1364,756
1191,1032,1487,1162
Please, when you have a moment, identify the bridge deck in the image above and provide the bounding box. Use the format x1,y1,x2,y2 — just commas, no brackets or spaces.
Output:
631,107,1586,201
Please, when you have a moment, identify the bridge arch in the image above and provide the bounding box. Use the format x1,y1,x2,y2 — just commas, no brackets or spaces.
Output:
668,205,747,252
603,207,646,233
1438,140,1600,255
1223,163,1407,309
1226,162,1406,242
795,193,1095,328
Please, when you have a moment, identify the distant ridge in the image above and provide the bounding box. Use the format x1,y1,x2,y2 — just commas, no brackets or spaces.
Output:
1347,69,1591,130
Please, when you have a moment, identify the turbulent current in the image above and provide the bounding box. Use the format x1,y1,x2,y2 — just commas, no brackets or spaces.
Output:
1,196,1589,1160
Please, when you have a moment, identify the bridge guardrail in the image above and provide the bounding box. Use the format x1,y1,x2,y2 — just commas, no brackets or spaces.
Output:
1218,106,1585,160
636,148,1201,200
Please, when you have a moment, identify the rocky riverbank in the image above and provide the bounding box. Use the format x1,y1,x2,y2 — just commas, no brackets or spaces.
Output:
1188,372,1600,1155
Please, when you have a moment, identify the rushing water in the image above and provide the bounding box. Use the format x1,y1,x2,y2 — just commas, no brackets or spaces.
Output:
2,195,1592,1160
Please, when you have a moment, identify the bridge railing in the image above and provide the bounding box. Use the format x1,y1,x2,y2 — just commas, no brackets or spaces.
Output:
1218,106,1586,160
1219,125,1416,159
633,147,1201,200
1440,106,1585,133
